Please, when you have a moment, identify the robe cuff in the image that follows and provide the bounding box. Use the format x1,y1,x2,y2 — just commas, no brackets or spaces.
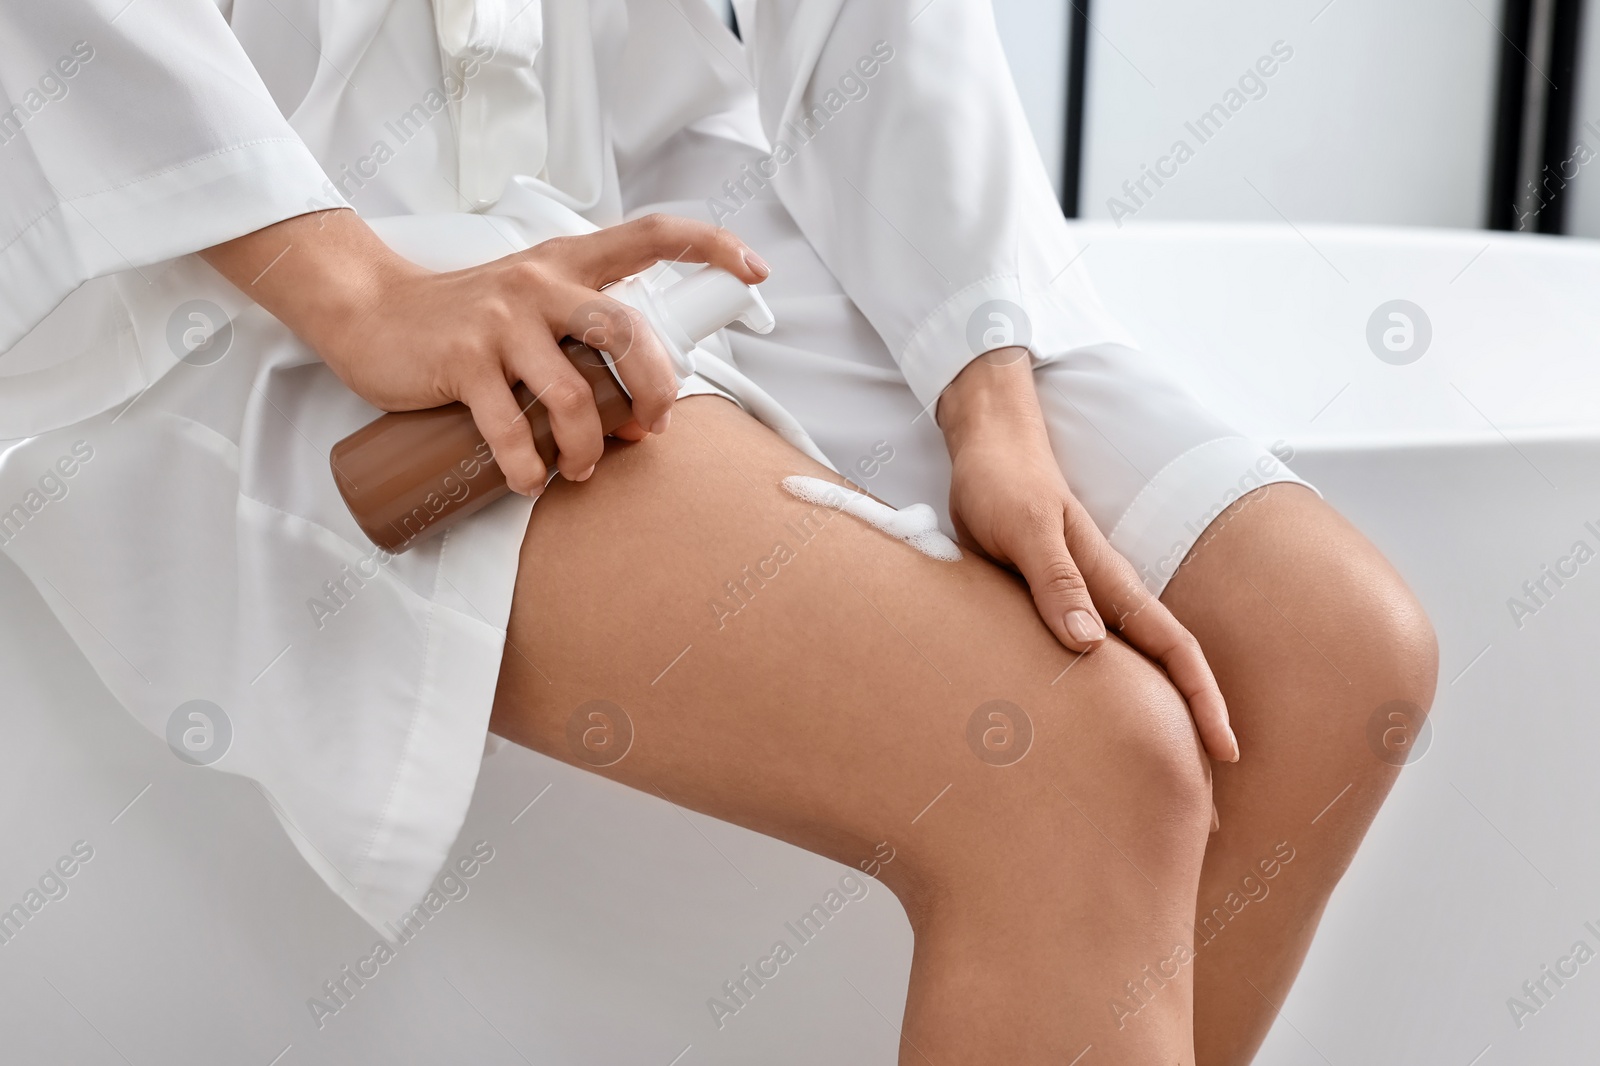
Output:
0,137,344,352
895,273,1140,414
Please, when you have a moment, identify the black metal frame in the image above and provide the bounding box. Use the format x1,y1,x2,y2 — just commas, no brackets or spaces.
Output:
1061,1,1091,216
1488,0,1588,232
1537,0,1587,232
1488,0,1535,230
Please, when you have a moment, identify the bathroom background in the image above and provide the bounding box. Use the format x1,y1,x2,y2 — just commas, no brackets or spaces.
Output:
981,0,1600,235
4,1,1599,1065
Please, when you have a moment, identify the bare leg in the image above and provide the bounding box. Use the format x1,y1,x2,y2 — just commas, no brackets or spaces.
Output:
491,397,1215,1064
1159,484,1439,1064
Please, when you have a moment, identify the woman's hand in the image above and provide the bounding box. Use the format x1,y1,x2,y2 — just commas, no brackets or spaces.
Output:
200,209,770,495
938,349,1238,763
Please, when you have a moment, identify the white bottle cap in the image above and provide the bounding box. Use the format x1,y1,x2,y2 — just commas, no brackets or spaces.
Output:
659,263,776,342
603,264,775,383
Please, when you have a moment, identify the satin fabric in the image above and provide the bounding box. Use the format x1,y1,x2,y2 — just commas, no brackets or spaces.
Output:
0,0,1130,933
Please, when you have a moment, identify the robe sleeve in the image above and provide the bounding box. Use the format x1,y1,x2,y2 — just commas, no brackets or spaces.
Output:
735,0,1133,412
0,0,344,353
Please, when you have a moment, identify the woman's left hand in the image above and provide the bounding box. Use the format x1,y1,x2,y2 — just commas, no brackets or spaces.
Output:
938,349,1238,763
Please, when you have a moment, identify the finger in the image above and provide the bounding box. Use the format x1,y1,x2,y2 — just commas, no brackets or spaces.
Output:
510,332,605,482
561,290,678,436
557,213,769,288
1128,607,1235,763
611,419,650,441
458,374,549,497
1067,518,1238,762
1122,597,1233,761
1001,503,1109,655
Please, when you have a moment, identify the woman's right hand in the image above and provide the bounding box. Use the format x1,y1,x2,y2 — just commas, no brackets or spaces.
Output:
200,209,770,496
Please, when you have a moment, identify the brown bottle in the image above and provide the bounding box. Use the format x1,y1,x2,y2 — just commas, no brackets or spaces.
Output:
329,340,630,554
329,264,775,554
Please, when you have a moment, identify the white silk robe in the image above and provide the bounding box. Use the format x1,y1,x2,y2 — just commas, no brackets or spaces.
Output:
0,0,1128,932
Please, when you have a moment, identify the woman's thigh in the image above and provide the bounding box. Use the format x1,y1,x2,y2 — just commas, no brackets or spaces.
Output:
489,396,1211,909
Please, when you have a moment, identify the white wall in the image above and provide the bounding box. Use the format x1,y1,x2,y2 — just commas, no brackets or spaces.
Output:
996,0,1505,229
992,0,1070,198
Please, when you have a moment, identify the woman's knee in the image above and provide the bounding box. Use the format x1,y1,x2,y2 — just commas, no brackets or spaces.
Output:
1332,562,1439,786
1367,573,1439,714
1168,485,1440,735
887,646,1213,921
1078,643,1215,805
1283,498,1441,739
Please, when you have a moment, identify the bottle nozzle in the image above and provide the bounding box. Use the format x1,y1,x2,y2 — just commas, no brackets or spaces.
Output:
660,263,775,339
604,263,775,382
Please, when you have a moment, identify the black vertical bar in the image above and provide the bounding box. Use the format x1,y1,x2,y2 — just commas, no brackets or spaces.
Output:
1488,0,1534,229
1536,0,1586,233
1061,1,1091,216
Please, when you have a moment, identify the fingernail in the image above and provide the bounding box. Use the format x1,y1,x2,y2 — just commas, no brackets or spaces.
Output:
1228,728,1241,762
742,249,770,278
1063,609,1105,644
1210,803,1221,832
574,464,596,482
650,410,672,435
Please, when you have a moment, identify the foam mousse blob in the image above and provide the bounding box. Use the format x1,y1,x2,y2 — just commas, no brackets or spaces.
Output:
781,475,962,562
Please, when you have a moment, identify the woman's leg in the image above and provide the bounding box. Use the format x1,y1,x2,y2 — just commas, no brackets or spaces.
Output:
1158,484,1439,1065
491,396,1213,1065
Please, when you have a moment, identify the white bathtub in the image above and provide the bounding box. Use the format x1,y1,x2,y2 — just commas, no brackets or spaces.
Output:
3,223,1598,1064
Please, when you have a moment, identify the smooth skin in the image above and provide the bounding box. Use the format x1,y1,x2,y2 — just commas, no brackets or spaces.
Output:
203,209,1438,1064
944,355,1437,1061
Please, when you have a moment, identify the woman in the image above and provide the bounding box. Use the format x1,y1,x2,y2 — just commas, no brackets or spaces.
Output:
0,0,1436,1061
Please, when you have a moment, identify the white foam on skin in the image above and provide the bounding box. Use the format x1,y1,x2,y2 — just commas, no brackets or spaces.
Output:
781,475,962,562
